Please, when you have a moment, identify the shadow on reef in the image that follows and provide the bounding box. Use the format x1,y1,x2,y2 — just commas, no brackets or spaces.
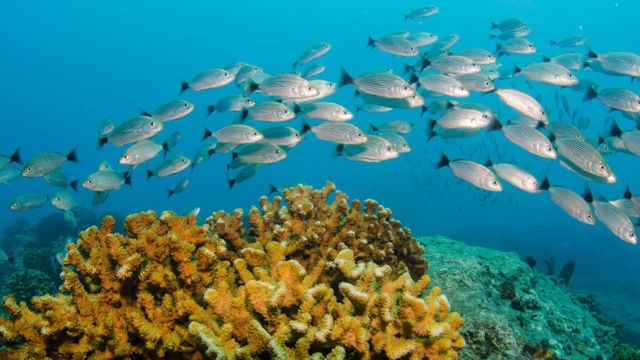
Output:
0,182,464,359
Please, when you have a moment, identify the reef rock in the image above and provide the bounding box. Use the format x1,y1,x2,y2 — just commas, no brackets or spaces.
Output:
421,235,618,360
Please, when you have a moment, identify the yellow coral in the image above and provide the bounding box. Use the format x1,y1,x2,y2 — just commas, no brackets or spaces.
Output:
0,182,463,359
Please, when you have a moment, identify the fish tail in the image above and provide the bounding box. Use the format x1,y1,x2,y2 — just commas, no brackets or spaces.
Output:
124,170,132,187
355,105,362,113
420,105,429,116
180,80,189,94
582,84,598,102
334,144,344,158
486,119,503,132
582,186,594,204
401,62,415,75
366,34,375,48
228,179,236,191
9,147,21,164
624,185,634,200
268,184,279,196
301,121,312,134
485,158,494,168
539,176,551,191
291,102,302,115
419,57,431,72
207,147,216,156
490,22,497,30
426,129,437,142
168,189,174,198
541,54,551,62
202,128,213,142
246,80,259,93
98,137,108,148
407,71,420,86
67,147,79,163
369,124,379,132
587,48,598,59
69,179,79,192
206,105,215,117
436,153,449,169
608,120,623,138
162,141,170,157
549,40,557,46
426,119,436,131
140,109,152,117
513,65,522,75
7,256,14,264
338,66,354,87
146,170,153,181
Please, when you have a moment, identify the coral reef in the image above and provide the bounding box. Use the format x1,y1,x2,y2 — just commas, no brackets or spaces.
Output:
0,269,56,304
0,182,463,359
420,235,618,360
22,247,58,279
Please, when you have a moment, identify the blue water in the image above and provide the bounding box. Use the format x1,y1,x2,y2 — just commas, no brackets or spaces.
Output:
1,0,639,344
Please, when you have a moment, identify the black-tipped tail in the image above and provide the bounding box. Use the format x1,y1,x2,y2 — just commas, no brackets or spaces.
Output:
246,80,260,93
206,105,216,117
366,35,375,48
168,189,175,198
513,66,522,75
418,57,431,72
228,179,236,191
202,129,213,142
338,66,354,87
238,109,249,123
436,153,450,169
355,106,362,113
301,121,312,134
124,171,132,187
140,109,152,117
9,147,21,164
541,55,551,62
370,124,379,132
420,105,429,116
98,137,108,148
146,170,153,181
624,186,634,200
180,80,189,94
487,119,503,132
539,176,551,191
69,180,78,192
587,48,598,59
582,187,594,204
66,148,79,163
207,147,216,156
582,85,598,102
268,184,279,196
490,22,497,30
608,121,623,138
334,144,344,157
401,62,415,75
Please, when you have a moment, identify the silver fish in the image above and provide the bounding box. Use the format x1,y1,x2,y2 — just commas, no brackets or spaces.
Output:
98,120,115,137
120,139,163,166
228,164,260,190
453,73,495,93
359,92,424,109
303,64,326,78
545,122,584,141
240,101,297,122
168,177,189,198
261,126,303,147
584,87,640,113
300,102,353,121
232,143,287,165
376,132,411,153
437,109,491,130
339,68,414,99
50,190,76,211
490,162,539,193
207,95,255,116
491,17,528,33
224,62,249,76
407,32,438,47
497,38,536,55
10,193,47,211
235,64,263,84
162,131,183,155
405,5,439,22
547,186,595,225
555,137,615,183
147,155,191,178
369,120,414,134
203,125,263,144
550,35,588,48
356,103,393,113
249,74,318,99
427,55,480,75
294,80,337,102
100,116,163,147
302,121,367,144
338,135,399,162
501,124,556,159
437,154,502,192
367,34,418,57
494,88,548,123
0,166,20,184
43,170,77,190
418,74,469,98
0,148,21,168
516,63,578,87
592,200,637,244
293,43,331,67
587,50,640,78
543,53,584,71
456,48,496,65
22,149,78,177
181,68,234,92
192,142,218,168
83,169,130,192
143,99,194,121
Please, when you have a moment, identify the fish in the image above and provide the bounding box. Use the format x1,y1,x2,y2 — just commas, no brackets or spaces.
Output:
294,80,337,102
162,131,183,156
539,180,595,225
490,161,540,193
435,109,491,131
456,48,497,65
587,50,640,78
43,170,78,191
235,64,263,84
186,207,201,217
228,164,260,190
98,120,115,137
50,190,76,211
369,120,414,134
302,121,367,144
21,149,78,177
367,34,418,57
425,55,481,75
10,193,47,212
591,197,637,244
0,148,21,168
168,177,189,198
500,124,557,159
375,132,411,153
231,143,287,165
181,68,234,93
359,92,424,109
436,154,502,192
417,74,469,98
0,248,14,264
491,17,528,33
99,116,163,147
514,63,578,87
192,142,218,168
299,102,353,121
554,137,615,183
302,64,326,78
356,103,393,113
339,68,414,99
336,135,399,162
239,101,298,122
509,114,540,128
542,53,584,71
405,5,439,22
583,87,640,113
120,139,163,167
207,95,255,116
83,167,131,192
545,122,584,141
609,198,640,219
490,27,532,40
224,62,249,76
550,35,588,48
407,32,439,47
91,191,109,207
248,74,318,99
261,126,304,147
0,167,20,185
452,73,495,93
493,88,548,123
293,42,331,68
426,100,457,115
141,99,194,122
497,38,536,56
202,125,263,144
147,155,191,179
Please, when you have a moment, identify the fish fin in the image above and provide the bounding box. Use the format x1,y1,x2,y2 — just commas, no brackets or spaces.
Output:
486,119,503,132
168,189,174,198
513,66,522,75
419,57,431,72
334,144,344,158
69,180,78,192
208,147,216,156
231,152,239,160
624,185,634,200
67,147,79,163
420,105,429,116
496,50,505,58
490,22,497,30
548,133,556,143
9,147,21,164
162,141,170,157
355,105,362,113
227,179,236,191
98,137,108,148
535,121,545,130
427,129,437,142
608,120,623,138
582,186,594,203
485,158,494,168
549,40,557,46
541,55,551,62
301,121,312,134
582,85,598,102
246,80,259,93
587,48,598,59
582,61,591,69
369,124,379,132
426,119,436,130
180,80,189,94
146,170,153,181
124,171,132,186
597,135,605,145
338,66,354,87
202,128,213,142
291,102,302,115
436,153,449,169
268,184,278,196
366,34,375,48
401,62,415,75
404,15,408,23
140,109,152,117
206,105,215,117
408,72,419,86
539,176,551,191
239,109,249,123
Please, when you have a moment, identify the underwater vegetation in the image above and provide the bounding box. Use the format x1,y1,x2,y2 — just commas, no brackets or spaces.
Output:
0,182,464,359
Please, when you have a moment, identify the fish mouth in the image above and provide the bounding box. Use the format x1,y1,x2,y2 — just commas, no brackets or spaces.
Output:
606,174,617,183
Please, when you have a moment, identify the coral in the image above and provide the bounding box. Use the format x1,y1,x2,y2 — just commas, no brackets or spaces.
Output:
0,182,463,359
22,247,58,279
1,269,56,304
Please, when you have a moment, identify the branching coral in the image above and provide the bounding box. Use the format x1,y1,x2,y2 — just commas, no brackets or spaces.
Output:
0,181,463,359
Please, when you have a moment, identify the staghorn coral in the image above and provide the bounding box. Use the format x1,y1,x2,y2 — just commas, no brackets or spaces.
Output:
0,182,463,359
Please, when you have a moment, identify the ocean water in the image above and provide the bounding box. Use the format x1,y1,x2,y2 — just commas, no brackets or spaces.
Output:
1,0,639,349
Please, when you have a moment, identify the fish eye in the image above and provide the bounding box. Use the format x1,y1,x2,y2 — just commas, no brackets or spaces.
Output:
599,164,606,171
629,231,637,239
491,180,498,186
183,103,189,108
87,179,92,184
540,110,545,115
224,72,229,77
546,145,553,152
410,47,416,51
357,132,363,137
587,214,593,219
403,86,409,90
342,110,348,115
275,149,281,154
253,132,258,136
482,114,488,119
283,109,290,114
528,44,533,48
150,121,156,126
484,82,490,86
386,146,392,151
328,83,334,87
568,73,573,78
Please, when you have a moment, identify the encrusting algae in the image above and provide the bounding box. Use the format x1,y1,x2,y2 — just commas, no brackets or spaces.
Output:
0,181,464,359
